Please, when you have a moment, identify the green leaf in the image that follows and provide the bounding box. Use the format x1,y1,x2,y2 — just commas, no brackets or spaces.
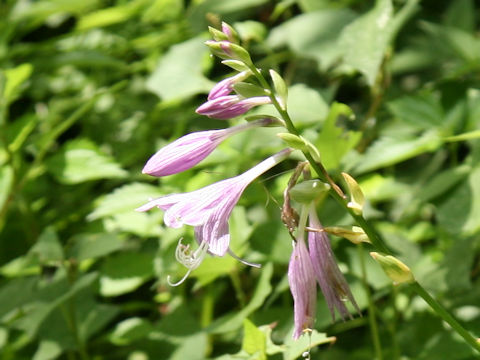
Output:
436,166,480,236
67,233,123,262
32,340,62,360
287,84,329,125
315,102,361,170
76,0,145,30
283,330,335,360
99,252,154,297
387,91,444,130
6,115,37,153
352,132,443,174
267,9,357,70
242,319,266,360
29,227,64,263
146,36,214,101
418,165,471,202
88,182,164,220
339,0,393,85
3,63,33,103
233,82,267,98
45,138,127,184
207,263,273,334
110,317,154,345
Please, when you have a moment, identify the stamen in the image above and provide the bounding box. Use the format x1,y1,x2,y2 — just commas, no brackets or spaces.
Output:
168,238,210,286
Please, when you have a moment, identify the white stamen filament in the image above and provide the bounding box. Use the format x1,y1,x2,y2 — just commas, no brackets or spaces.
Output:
167,238,209,286
227,249,261,268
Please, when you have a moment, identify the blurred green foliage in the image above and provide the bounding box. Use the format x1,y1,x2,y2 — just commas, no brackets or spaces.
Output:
0,0,480,359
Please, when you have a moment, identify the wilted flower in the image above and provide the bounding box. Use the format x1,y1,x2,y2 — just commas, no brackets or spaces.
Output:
288,235,317,339
308,207,359,320
208,70,251,100
136,149,292,284
196,95,271,120
142,118,272,177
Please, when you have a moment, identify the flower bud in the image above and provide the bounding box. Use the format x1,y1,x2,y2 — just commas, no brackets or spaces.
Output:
205,41,252,65
221,22,240,44
322,226,370,244
290,180,330,204
370,252,414,285
342,172,365,215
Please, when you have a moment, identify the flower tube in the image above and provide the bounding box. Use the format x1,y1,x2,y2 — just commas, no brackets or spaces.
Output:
196,95,271,120
142,118,272,177
308,206,359,320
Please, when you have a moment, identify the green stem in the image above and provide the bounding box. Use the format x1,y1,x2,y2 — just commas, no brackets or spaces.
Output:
410,282,480,352
248,63,480,353
358,244,383,360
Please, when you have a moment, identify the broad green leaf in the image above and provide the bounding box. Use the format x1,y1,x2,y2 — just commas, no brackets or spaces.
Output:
445,0,475,32
110,317,154,345
387,91,444,130
99,252,154,297
315,102,361,170
76,0,146,30
267,9,357,70
421,21,480,63
3,64,33,103
352,132,443,174
169,333,208,360
339,0,393,85
32,340,62,360
67,233,123,262
436,166,480,236
359,174,410,203
88,182,163,221
13,272,98,338
283,330,335,360
29,227,64,263
207,263,273,334
146,36,214,101
287,84,328,126
418,165,471,202
46,138,127,184
187,0,269,33
242,319,266,360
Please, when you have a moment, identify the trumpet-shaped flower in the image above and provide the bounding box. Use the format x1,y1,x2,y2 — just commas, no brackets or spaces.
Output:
288,236,317,339
136,149,292,284
142,118,272,177
308,207,359,320
208,71,251,100
196,95,271,120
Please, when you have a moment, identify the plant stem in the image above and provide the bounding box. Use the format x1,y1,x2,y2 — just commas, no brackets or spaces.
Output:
358,244,383,360
248,64,480,354
410,281,480,352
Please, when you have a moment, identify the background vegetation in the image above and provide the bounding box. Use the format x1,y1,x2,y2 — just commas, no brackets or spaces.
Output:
1,0,480,359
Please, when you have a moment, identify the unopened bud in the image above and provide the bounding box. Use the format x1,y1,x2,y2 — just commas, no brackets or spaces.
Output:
323,226,370,244
208,27,228,41
370,252,414,285
221,22,240,44
290,180,330,204
205,41,252,65
342,172,365,215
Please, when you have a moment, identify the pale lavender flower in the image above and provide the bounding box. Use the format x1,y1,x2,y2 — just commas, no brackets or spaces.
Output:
208,71,251,100
136,149,292,284
288,236,317,340
196,95,271,120
308,207,359,321
142,119,271,177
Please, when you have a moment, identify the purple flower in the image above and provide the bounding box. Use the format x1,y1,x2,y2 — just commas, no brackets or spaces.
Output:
142,119,271,177
288,236,317,340
196,95,271,120
208,71,251,100
308,207,359,321
137,149,292,284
